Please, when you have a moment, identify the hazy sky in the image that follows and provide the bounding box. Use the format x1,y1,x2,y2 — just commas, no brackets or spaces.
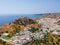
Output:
0,0,60,14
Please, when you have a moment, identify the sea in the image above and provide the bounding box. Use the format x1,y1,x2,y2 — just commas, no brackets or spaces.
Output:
0,14,43,26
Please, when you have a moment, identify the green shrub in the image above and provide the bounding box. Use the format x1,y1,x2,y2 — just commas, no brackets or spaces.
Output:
3,35,11,40
29,27,39,33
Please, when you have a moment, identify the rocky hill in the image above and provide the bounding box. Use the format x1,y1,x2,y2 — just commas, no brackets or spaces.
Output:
0,13,60,45
42,13,60,18
13,17,37,26
0,17,41,35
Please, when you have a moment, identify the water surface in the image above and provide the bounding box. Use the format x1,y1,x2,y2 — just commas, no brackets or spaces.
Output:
0,14,43,26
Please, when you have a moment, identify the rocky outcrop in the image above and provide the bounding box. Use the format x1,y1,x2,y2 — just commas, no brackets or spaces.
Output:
13,17,37,26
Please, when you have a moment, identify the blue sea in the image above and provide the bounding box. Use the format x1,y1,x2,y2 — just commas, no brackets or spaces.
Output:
0,14,43,26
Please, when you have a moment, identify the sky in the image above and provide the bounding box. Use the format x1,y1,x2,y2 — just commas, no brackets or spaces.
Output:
0,0,60,14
